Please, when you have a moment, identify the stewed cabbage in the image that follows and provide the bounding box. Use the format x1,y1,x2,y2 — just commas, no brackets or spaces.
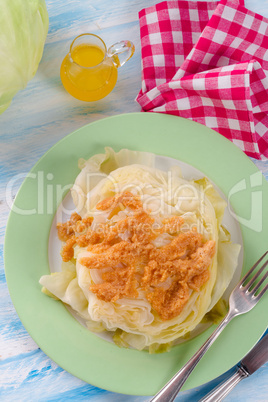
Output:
40,148,240,351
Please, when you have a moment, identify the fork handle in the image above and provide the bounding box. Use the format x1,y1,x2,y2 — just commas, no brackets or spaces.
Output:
151,311,235,402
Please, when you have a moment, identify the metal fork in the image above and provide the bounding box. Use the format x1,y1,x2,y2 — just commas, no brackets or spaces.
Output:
151,250,268,402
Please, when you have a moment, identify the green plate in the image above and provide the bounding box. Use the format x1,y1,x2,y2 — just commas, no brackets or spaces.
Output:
4,113,268,395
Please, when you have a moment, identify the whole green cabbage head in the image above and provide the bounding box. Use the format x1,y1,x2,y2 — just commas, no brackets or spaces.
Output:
0,0,49,114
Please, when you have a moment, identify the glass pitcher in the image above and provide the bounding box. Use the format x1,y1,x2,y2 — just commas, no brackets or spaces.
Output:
60,33,135,102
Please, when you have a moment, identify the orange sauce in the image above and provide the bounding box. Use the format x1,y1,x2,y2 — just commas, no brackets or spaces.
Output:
57,192,215,321
60,44,118,101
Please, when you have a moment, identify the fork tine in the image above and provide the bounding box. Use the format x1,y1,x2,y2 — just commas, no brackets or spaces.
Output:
238,250,268,288
251,270,268,294
254,283,268,302
244,260,268,291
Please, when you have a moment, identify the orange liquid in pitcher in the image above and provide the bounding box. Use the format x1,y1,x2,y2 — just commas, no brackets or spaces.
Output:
60,44,118,101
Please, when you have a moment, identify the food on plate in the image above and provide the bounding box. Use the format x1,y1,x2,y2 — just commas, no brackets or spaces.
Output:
40,147,240,352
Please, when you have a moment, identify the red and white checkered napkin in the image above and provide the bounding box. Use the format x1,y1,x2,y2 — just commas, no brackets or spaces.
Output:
136,0,268,159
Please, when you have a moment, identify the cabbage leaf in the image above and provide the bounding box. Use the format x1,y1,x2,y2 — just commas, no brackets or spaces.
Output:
0,0,49,113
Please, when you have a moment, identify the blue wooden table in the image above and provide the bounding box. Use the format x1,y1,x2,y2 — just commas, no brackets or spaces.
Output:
1,0,268,400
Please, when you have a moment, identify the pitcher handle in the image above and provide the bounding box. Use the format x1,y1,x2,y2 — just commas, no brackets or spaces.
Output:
107,41,135,68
